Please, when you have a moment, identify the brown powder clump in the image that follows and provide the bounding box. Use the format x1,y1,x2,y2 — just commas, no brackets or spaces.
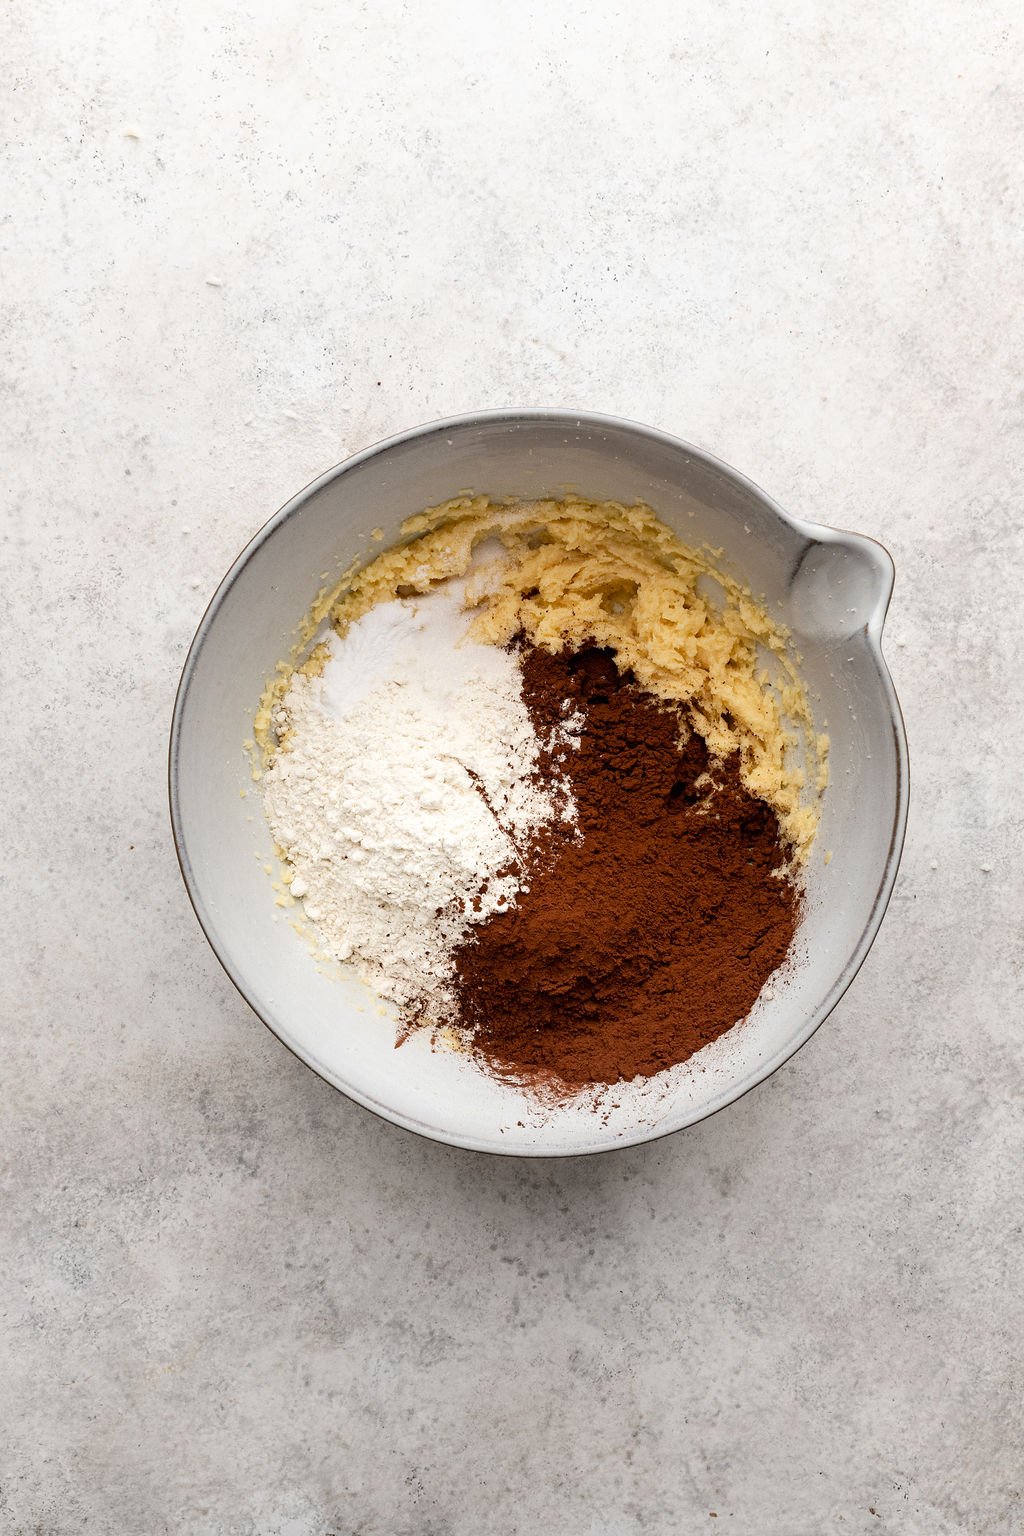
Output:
452,646,801,1092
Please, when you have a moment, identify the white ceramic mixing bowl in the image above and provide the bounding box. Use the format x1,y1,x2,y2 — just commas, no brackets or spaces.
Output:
170,410,908,1155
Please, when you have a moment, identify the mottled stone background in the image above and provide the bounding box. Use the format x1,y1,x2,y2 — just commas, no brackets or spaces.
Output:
3,2,1022,1532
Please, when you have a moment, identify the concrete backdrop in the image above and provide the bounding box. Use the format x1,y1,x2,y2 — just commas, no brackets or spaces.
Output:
3,1,1022,1531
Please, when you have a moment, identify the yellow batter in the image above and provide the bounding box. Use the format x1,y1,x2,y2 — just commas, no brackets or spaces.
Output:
258,496,827,858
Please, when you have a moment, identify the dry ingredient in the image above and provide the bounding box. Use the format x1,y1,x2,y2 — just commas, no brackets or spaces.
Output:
258,496,824,1095
262,579,577,1019
454,646,800,1089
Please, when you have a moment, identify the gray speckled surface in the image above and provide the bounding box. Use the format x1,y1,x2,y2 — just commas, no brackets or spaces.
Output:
3,3,1022,1532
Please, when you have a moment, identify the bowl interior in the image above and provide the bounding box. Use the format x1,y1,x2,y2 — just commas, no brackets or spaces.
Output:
171,413,906,1154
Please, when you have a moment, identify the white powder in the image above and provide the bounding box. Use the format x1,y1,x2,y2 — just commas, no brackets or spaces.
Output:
262,581,577,1019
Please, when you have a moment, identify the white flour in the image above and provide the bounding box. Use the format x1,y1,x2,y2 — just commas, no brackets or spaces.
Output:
262,581,577,1019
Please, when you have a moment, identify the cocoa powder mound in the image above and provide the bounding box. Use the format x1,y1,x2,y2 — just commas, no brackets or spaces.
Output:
452,646,801,1091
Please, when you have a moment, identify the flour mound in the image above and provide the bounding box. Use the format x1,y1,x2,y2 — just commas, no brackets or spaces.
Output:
262,585,575,1020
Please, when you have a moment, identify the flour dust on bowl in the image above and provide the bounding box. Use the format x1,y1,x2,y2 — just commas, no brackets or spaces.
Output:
169,411,908,1156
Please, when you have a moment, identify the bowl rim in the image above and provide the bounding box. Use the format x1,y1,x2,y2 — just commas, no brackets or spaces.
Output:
169,406,910,1156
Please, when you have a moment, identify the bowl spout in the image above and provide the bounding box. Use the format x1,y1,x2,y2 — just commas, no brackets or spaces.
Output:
788,531,895,644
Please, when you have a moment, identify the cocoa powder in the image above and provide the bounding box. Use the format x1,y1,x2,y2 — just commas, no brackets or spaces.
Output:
452,646,800,1091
